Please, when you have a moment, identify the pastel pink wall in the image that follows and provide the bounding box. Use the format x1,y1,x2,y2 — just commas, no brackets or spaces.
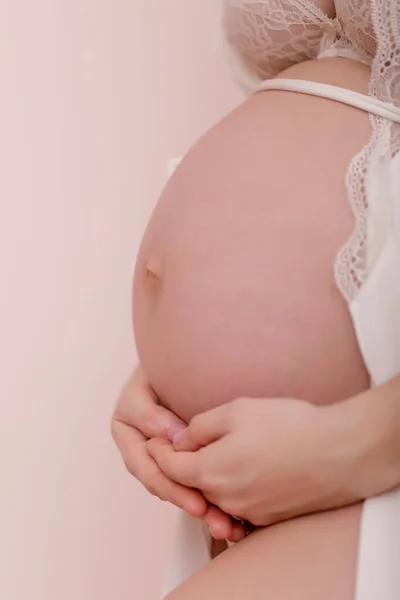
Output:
1,2,241,600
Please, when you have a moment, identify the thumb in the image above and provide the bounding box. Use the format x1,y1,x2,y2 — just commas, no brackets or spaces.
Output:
114,372,186,440
172,404,231,451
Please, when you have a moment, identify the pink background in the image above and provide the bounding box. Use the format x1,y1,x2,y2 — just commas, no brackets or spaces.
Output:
1,2,241,599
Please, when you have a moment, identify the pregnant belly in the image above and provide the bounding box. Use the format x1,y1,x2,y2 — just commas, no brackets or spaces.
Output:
133,58,371,423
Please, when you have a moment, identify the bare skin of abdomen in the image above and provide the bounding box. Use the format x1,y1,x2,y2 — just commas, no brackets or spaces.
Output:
134,58,370,423
133,57,371,598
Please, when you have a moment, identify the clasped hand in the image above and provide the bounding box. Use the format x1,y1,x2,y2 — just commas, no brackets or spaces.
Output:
112,367,359,541
148,396,356,527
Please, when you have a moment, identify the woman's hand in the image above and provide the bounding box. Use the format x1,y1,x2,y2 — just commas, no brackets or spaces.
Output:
147,392,396,527
111,365,246,541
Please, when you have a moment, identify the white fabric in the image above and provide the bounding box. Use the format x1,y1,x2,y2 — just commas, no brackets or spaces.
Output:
349,236,400,389
256,79,400,123
355,489,400,600
160,510,212,598
351,151,400,599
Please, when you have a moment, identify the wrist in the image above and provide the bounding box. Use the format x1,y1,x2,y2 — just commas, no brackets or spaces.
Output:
325,381,400,501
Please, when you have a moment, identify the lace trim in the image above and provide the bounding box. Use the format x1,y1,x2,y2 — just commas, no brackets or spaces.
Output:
333,0,400,302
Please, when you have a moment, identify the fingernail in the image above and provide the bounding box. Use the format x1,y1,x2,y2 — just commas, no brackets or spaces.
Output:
167,423,186,443
171,428,186,447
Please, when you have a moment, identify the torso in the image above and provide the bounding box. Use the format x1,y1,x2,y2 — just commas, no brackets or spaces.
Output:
134,57,371,423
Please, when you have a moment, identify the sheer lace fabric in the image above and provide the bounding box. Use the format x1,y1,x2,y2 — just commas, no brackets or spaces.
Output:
223,0,400,303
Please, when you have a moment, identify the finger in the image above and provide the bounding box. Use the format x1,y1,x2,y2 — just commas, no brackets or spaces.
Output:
172,404,232,451
112,420,207,517
229,520,247,543
147,437,202,488
202,492,247,542
203,505,233,540
113,366,186,439
203,506,246,542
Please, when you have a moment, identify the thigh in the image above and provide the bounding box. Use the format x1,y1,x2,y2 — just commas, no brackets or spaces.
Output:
164,503,363,600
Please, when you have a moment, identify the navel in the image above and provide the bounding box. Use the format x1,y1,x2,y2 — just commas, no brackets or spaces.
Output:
143,258,163,306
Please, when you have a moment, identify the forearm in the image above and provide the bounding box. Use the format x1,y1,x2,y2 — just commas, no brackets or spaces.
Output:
329,373,400,500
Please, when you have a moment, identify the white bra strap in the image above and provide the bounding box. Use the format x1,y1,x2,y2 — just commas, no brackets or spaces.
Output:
255,79,400,124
